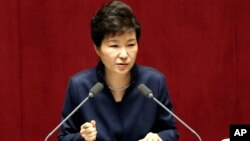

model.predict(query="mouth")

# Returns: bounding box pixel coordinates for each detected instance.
[116,63,129,69]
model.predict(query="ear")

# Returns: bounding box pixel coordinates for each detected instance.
[94,45,100,56]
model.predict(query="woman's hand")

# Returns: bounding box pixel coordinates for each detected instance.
[80,120,97,141]
[139,132,162,141]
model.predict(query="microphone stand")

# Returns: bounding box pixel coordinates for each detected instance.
[44,82,103,141]
[151,96,202,141]
[44,95,91,141]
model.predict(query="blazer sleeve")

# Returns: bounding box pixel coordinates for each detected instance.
[57,79,85,141]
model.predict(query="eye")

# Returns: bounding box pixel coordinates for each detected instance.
[127,43,135,47]
[109,45,118,48]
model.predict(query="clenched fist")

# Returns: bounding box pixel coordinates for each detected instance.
[80,120,97,141]
[138,132,162,141]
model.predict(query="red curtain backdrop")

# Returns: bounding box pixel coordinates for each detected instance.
[1,0,249,140]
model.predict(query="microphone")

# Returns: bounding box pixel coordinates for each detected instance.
[44,82,104,141]
[137,84,202,141]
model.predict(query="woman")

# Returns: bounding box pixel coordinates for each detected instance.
[58,1,179,141]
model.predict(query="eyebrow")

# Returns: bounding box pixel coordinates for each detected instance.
[106,38,136,43]
[127,38,136,42]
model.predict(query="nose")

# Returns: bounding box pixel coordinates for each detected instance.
[119,47,128,59]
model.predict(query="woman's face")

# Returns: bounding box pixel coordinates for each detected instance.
[96,30,138,76]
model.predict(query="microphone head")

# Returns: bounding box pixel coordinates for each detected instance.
[137,84,153,98]
[89,82,104,97]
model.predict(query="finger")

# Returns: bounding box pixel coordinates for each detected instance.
[144,132,161,141]
[85,134,97,141]
[87,130,97,137]
[84,131,97,141]
[84,127,96,134]
[84,130,97,137]
[81,122,93,129]
[138,133,150,141]
[80,128,97,140]
[144,132,154,140]
[81,125,95,133]
[147,134,157,141]
[157,134,163,141]
[147,133,161,141]
[91,120,96,127]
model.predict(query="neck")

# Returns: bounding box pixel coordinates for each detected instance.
[105,72,131,91]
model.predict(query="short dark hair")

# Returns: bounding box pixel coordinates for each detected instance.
[91,1,141,48]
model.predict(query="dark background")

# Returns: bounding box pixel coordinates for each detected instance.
[1,0,250,140]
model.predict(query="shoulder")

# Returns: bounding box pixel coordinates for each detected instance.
[72,68,95,79]
[135,65,167,88]
[135,65,169,98]
[69,67,98,85]
[66,68,99,98]
[136,65,165,79]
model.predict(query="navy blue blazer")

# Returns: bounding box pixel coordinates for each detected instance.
[58,62,179,141]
